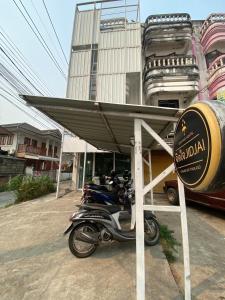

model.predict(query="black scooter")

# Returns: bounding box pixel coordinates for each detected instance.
[64,185,160,258]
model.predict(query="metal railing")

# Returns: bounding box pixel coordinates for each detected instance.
[200,13,225,37]
[17,144,57,157]
[145,55,197,72]
[208,54,225,76]
[145,13,191,25]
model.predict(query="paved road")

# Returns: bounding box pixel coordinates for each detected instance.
[0,191,180,300]
[0,191,16,208]
[156,195,225,300]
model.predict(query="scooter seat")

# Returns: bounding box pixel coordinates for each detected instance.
[81,203,121,214]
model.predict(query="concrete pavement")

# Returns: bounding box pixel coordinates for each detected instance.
[0,191,16,208]
[0,191,181,300]
[156,195,225,300]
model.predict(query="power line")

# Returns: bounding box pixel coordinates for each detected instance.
[0,77,62,130]
[12,0,67,80]
[0,38,44,95]
[30,0,67,70]
[42,0,69,66]
[0,62,34,94]
[0,92,51,129]
[0,46,44,95]
[0,26,55,96]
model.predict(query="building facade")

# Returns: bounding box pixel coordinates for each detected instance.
[66,0,225,191]
[0,123,61,180]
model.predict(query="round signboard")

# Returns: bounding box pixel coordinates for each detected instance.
[174,101,225,192]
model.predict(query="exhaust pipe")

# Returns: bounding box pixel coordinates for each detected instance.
[75,231,99,244]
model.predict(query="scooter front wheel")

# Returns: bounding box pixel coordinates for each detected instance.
[144,218,160,246]
[69,223,98,258]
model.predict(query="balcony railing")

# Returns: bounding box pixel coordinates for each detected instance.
[144,55,199,100]
[200,13,225,37]
[17,144,47,156]
[208,54,225,77]
[207,55,225,98]
[144,56,199,82]
[143,13,192,50]
[145,13,191,25]
[145,55,196,70]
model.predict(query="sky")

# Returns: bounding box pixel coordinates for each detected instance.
[0,0,224,130]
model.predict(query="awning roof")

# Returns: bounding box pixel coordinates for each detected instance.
[22,95,181,154]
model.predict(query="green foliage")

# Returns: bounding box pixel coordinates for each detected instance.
[7,175,24,191]
[160,224,181,263]
[15,176,55,203]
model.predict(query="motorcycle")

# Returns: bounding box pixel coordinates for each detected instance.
[64,184,160,258]
[82,171,130,206]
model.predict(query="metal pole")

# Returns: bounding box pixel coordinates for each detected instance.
[82,142,87,191]
[134,118,145,300]
[92,152,95,178]
[56,128,65,199]
[178,177,191,300]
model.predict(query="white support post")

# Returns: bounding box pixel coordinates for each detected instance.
[141,120,173,156]
[82,142,87,192]
[134,119,145,300]
[143,163,174,196]
[133,118,191,300]
[148,150,154,205]
[178,177,191,300]
[56,128,65,199]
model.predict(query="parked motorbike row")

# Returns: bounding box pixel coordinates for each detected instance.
[64,171,160,258]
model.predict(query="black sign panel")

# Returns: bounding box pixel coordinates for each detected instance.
[174,108,211,188]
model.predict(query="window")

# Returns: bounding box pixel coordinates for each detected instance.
[7,135,13,145]
[0,135,14,145]
[95,153,113,177]
[89,45,98,101]
[48,145,53,156]
[0,136,6,145]
[54,146,58,157]
[158,100,179,108]
[24,137,31,145]
[32,139,37,147]
[115,153,131,176]
[78,153,94,188]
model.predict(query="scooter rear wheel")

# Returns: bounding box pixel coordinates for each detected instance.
[69,223,98,258]
[144,218,160,246]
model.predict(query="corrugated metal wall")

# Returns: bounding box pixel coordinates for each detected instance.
[70,51,91,76]
[72,10,100,46]
[67,8,141,104]
[98,48,140,74]
[99,26,140,49]
[97,24,140,103]
[67,76,90,100]
[96,74,125,104]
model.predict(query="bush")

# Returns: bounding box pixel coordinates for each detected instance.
[7,175,24,191]
[15,176,55,203]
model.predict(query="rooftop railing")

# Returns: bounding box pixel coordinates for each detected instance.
[145,13,191,25]
[200,13,225,37]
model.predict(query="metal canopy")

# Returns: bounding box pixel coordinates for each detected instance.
[22,95,181,154]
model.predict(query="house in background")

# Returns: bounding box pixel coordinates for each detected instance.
[0,125,25,185]
[0,123,61,180]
